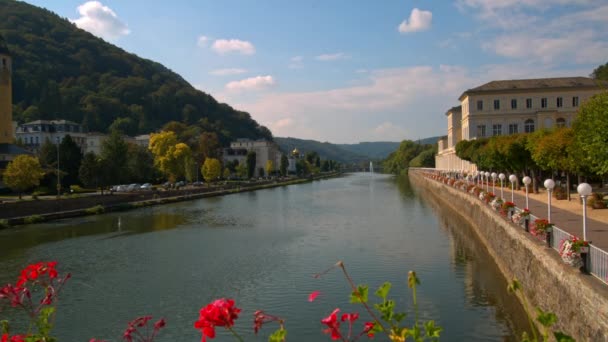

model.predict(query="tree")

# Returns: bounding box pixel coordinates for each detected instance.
[591,62,608,80]
[246,151,257,179]
[197,132,221,160]
[280,154,289,176]
[201,158,221,183]
[235,163,247,179]
[149,131,193,181]
[3,155,44,199]
[127,145,157,183]
[101,130,129,186]
[265,160,274,177]
[223,168,230,179]
[79,152,101,190]
[572,92,608,176]
[58,135,83,187]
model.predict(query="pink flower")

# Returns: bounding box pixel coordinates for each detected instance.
[194,298,241,342]
[308,290,320,302]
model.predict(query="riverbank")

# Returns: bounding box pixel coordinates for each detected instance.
[0,172,342,228]
[409,169,608,341]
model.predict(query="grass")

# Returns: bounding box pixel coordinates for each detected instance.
[84,205,105,215]
[23,215,45,224]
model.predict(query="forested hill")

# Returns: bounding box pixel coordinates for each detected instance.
[0,0,271,142]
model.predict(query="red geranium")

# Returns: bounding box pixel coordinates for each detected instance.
[321,308,342,340]
[194,298,241,342]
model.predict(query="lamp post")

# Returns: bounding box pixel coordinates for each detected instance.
[577,182,592,274]
[499,173,505,199]
[544,179,555,222]
[491,172,497,194]
[523,176,531,209]
[485,171,490,192]
[509,174,517,203]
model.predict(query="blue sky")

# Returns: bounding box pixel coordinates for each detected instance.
[25,0,608,143]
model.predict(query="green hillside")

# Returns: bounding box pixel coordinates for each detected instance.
[275,137,367,164]
[337,141,400,159]
[0,0,271,142]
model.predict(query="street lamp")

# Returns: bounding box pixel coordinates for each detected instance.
[577,183,592,241]
[499,173,505,199]
[491,172,497,194]
[544,179,555,222]
[523,176,532,209]
[485,171,490,192]
[509,174,517,203]
[577,182,592,273]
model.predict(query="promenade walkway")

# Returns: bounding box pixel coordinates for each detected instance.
[503,188,608,249]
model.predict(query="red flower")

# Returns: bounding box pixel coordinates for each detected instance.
[362,321,376,338]
[1,335,26,342]
[341,313,359,323]
[321,308,342,340]
[16,262,58,287]
[308,290,320,302]
[154,318,166,330]
[194,298,241,342]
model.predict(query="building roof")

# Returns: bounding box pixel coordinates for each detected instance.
[0,143,32,155]
[459,77,605,100]
[444,105,462,116]
[22,119,81,126]
[0,35,10,55]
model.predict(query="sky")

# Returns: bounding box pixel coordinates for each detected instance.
[24,0,608,143]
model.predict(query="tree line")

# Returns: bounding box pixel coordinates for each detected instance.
[382,140,436,175]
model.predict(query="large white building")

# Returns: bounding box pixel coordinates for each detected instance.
[15,120,88,152]
[436,77,606,170]
[223,139,282,177]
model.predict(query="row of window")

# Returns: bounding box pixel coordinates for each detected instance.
[478,96,579,111]
[20,124,83,133]
[476,118,567,137]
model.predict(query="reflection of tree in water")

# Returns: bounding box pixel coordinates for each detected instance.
[423,189,531,341]
[395,174,416,199]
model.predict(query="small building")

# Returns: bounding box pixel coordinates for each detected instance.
[222,139,283,177]
[134,134,150,148]
[84,132,108,155]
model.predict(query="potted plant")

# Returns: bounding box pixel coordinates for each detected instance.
[501,201,516,218]
[531,219,553,241]
[559,235,590,268]
[513,209,531,231]
[490,197,503,211]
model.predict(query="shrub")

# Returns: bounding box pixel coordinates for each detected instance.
[85,205,105,215]
[553,187,567,200]
[70,185,86,193]
[23,215,45,224]
[0,219,10,229]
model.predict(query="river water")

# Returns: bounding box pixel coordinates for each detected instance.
[0,173,528,341]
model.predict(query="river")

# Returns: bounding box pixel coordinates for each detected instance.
[0,173,528,341]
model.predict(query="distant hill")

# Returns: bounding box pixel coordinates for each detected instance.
[275,136,441,164]
[0,0,271,143]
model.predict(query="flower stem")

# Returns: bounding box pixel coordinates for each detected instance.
[228,327,244,342]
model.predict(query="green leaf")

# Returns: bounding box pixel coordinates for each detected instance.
[374,282,392,301]
[350,284,369,304]
[408,271,420,289]
[374,300,396,322]
[394,312,407,323]
[424,321,442,338]
[1,320,9,334]
[507,279,521,293]
[536,308,557,328]
[268,328,287,342]
[554,332,576,342]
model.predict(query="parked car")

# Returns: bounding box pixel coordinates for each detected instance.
[175,181,186,188]
[192,181,204,186]
[140,183,153,190]
[126,184,140,192]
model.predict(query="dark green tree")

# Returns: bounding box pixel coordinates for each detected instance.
[100,130,129,186]
[246,151,257,179]
[127,144,158,183]
[572,92,608,176]
[280,154,289,176]
[79,152,101,189]
[58,135,83,187]
[591,62,608,80]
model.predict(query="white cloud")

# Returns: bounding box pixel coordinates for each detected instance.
[372,122,409,141]
[289,56,304,69]
[209,68,247,76]
[212,39,255,55]
[226,75,275,92]
[71,1,130,40]
[398,8,433,33]
[273,118,295,129]
[197,35,209,47]
[316,53,349,61]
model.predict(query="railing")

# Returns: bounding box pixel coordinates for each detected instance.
[415,169,608,286]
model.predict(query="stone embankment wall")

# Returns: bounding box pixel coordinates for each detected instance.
[409,170,608,341]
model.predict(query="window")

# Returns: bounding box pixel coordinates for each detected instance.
[493,99,500,110]
[541,98,548,108]
[492,124,502,136]
[511,99,517,109]
[526,98,532,108]
[476,125,486,137]
[2,58,5,68]
[572,96,579,107]
[509,123,519,134]
[524,119,535,133]
[477,100,483,111]
[557,97,563,108]
[35,137,39,144]
[556,118,566,128]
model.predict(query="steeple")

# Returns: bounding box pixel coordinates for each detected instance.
[0,34,14,144]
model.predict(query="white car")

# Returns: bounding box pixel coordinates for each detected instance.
[140,183,153,190]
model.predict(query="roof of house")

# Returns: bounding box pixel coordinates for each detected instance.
[21,119,81,126]
[459,77,605,100]
[445,105,462,116]
[0,35,10,55]
[0,143,32,155]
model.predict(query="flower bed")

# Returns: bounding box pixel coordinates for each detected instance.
[559,236,590,268]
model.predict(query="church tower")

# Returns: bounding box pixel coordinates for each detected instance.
[0,35,13,144]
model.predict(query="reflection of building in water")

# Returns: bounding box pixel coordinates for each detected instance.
[436,77,607,171]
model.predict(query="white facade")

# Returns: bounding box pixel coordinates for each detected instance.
[84,133,108,155]
[436,77,605,171]
[15,120,88,152]
[223,139,283,177]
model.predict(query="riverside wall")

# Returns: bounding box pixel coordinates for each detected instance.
[409,170,608,341]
